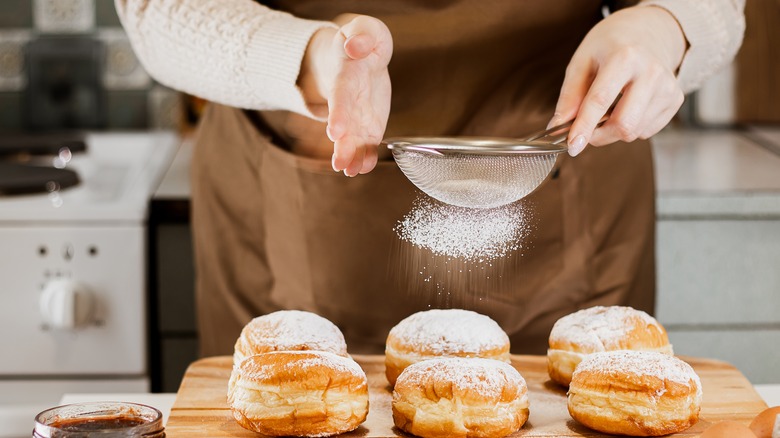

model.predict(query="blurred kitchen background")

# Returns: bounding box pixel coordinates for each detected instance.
[0,0,778,434]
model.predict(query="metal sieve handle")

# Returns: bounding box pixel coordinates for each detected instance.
[526,96,620,145]
[524,114,611,145]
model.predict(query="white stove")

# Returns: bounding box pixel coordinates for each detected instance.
[0,132,178,437]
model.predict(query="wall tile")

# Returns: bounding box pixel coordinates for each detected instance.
[95,0,120,27]
[0,30,30,91]
[148,85,182,130]
[106,89,147,129]
[98,28,150,90]
[33,0,95,33]
[0,0,33,28]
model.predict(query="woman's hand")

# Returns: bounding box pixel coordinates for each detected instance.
[299,15,392,176]
[549,6,687,157]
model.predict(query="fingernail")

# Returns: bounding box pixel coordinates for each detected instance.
[568,135,587,157]
[547,114,562,129]
[332,154,340,172]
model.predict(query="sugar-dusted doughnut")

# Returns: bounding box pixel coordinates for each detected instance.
[385,309,510,386]
[568,350,702,436]
[547,306,672,386]
[233,310,348,366]
[228,351,368,437]
[393,357,529,438]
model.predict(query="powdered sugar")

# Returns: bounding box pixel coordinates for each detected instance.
[398,357,525,398]
[574,350,700,389]
[395,197,531,262]
[238,310,347,357]
[389,309,508,355]
[241,350,366,380]
[549,306,664,351]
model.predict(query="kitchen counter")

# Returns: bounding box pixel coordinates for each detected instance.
[756,384,780,407]
[652,127,780,218]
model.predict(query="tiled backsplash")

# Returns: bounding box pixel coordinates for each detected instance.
[0,0,180,131]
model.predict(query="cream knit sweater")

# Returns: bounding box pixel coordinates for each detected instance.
[115,0,745,117]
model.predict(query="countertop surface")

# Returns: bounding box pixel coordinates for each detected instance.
[154,137,193,200]
[653,127,780,218]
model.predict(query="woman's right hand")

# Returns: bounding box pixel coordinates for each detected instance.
[299,15,393,177]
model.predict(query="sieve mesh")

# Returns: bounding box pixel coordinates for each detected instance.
[393,149,558,209]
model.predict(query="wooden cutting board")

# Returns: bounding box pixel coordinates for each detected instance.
[165,355,768,437]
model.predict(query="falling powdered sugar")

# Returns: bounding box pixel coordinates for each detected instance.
[395,197,531,262]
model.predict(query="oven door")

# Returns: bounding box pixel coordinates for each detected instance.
[0,226,149,437]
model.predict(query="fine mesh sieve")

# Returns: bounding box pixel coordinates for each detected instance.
[384,121,575,209]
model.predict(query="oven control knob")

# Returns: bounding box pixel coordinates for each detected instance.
[40,279,95,330]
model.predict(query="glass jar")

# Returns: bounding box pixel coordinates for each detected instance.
[33,402,165,437]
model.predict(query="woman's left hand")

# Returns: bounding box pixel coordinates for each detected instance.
[550,6,687,157]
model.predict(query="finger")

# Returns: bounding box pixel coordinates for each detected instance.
[339,16,392,62]
[568,62,633,156]
[344,34,374,60]
[325,73,356,142]
[344,142,366,177]
[589,76,653,146]
[550,55,594,129]
[326,111,347,143]
[332,137,357,172]
[590,64,683,145]
[359,145,378,174]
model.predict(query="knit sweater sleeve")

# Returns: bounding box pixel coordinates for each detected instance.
[638,0,746,93]
[115,0,337,116]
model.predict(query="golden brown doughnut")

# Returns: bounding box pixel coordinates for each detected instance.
[749,406,780,438]
[227,351,369,437]
[547,305,672,386]
[568,350,702,436]
[392,358,529,438]
[233,310,348,366]
[701,421,758,438]
[385,309,510,386]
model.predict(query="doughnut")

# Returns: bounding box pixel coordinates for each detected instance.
[385,309,510,386]
[392,358,529,438]
[547,305,672,386]
[749,406,780,438]
[233,310,348,366]
[227,351,369,437]
[567,350,702,436]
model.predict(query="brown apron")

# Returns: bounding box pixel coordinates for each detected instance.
[191,0,656,356]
